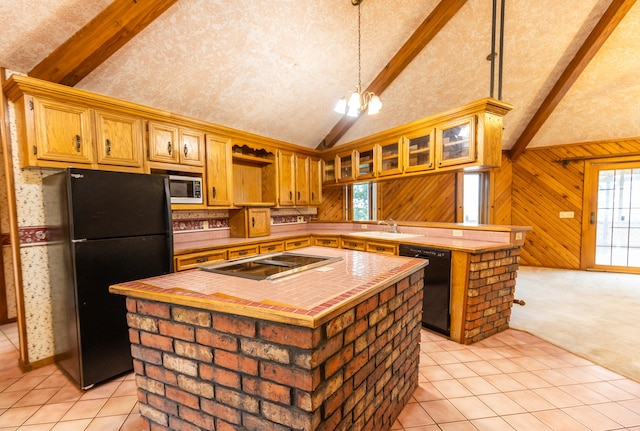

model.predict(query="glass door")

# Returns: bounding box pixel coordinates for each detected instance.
[585,161,640,272]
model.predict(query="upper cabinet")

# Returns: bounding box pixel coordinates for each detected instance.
[94,109,145,169]
[404,130,435,173]
[321,98,512,185]
[277,150,321,207]
[309,157,323,206]
[231,144,277,207]
[205,134,233,207]
[436,116,475,168]
[12,94,144,172]
[147,120,205,172]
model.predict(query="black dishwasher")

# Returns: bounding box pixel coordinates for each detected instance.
[399,244,451,336]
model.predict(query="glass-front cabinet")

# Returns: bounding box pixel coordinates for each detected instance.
[377,138,403,177]
[338,150,356,183]
[436,116,476,167]
[404,130,435,173]
[323,157,337,185]
[356,144,376,180]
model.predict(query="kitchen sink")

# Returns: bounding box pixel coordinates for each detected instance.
[347,231,423,240]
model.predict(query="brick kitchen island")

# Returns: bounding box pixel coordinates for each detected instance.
[110,247,427,431]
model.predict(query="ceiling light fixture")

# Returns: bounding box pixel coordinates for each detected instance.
[334,0,382,117]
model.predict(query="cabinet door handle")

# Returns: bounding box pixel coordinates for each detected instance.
[289,191,293,200]
[311,192,315,200]
[105,139,111,156]
[590,212,596,225]
[239,250,248,256]
[195,257,208,263]
[376,247,385,251]
[212,186,217,199]
[167,141,172,155]
[266,246,275,251]
[75,135,81,152]
[183,144,188,157]
[297,191,300,200]
[252,217,255,228]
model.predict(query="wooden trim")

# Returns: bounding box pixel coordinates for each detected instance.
[318,0,470,150]
[0,68,29,364]
[29,0,179,86]
[449,250,470,343]
[508,0,637,161]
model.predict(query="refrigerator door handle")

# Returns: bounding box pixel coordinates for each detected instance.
[163,176,175,272]
[72,239,87,243]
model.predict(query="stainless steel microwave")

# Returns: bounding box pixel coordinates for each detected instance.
[168,175,203,204]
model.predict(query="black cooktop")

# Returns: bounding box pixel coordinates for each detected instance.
[199,252,341,280]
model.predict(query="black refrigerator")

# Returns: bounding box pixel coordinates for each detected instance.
[44,168,174,389]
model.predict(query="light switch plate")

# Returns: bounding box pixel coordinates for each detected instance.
[452,230,463,237]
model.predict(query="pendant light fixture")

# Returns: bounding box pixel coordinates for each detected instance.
[334,0,382,117]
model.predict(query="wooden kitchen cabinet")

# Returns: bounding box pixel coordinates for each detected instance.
[285,237,311,250]
[148,120,205,171]
[338,150,356,183]
[205,134,233,206]
[29,97,94,166]
[341,238,366,251]
[17,95,145,172]
[436,116,475,168]
[227,244,260,259]
[313,235,339,248]
[94,109,144,169]
[355,144,377,180]
[377,137,403,177]
[232,144,277,206]
[277,150,310,206]
[404,129,435,173]
[323,157,337,185]
[309,157,323,206]
[228,207,271,238]
[365,240,397,255]
[260,241,285,254]
[175,249,227,271]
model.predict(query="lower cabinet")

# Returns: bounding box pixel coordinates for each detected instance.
[174,249,227,271]
[341,238,366,251]
[285,237,312,250]
[260,241,285,254]
[227,244,259,259]
[228,208,271,238]
[313,235,339,248]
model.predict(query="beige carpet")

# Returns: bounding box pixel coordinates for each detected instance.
[509,266,640,382]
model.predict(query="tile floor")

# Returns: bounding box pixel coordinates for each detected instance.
[0,323,639,430]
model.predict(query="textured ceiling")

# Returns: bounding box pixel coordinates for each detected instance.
[1,0,638,150]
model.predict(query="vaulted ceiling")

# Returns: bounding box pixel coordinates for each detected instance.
[2,0,639,158]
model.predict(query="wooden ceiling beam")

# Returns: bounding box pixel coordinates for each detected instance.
[29,0,178,86]
[318,0,469,150]
[508,0,637,161]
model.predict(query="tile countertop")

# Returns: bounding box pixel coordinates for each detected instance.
[110,246,428,328]
[173,222,531,255]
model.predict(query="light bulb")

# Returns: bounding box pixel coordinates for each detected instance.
[367,95,382,115]
[334,97,347,114]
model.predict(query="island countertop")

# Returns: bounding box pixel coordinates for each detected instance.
[110,246,428,328]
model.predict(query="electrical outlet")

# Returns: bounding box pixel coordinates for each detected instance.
[361,224,368,229]
[559,211,574,219]
[515,232,523,240]
[297,216,305,223]
[452,230,463,237]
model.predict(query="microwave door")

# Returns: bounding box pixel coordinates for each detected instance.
[169,175,202,204]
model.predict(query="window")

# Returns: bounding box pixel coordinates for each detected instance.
[462,172,489,224]
[347,182,377,221]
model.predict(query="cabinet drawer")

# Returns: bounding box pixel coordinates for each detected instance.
[314,236,339,248]
[341,238,366,251]
[260,241,285,254]
[285,237,311,250]
[175,249,227,271]
[227,245,259,259]
[366,241,397,255]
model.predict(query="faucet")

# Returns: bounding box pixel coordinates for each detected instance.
[378,218,397,233]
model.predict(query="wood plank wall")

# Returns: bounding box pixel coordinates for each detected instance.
[512,138,640,269]
[379,174,456,222]
[317,186,346,221]
[491,153,513,226]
